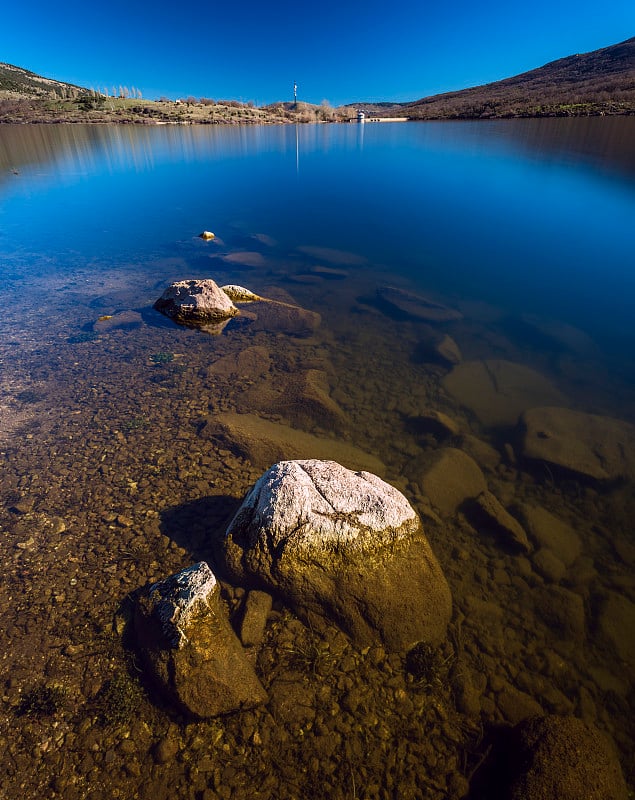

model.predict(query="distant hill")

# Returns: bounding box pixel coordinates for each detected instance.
[0,62,88,99]
[399,37,635,119]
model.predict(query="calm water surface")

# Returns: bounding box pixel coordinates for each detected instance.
[0,120,634,798]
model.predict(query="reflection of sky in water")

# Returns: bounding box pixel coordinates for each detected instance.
[0,120,634,342]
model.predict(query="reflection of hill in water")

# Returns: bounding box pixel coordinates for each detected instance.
[0,124,157,178]
[477,117,635,182]
[0,123,300,183]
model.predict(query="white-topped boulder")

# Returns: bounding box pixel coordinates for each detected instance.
[134,562,267,718]
[222,460,452,652]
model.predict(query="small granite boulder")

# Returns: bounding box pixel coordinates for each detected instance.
[154,279,238,329]
[133,562,267,718]
[222,460,452,652]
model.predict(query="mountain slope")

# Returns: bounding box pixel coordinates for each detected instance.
[402,37,635,119]
[0,62,87,98]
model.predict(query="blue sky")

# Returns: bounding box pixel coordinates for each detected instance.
[2,0,633,105]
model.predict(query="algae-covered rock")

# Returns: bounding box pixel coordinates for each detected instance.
[222,460,452,652]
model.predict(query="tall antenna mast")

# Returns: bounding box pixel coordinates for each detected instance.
[293,80,297,107]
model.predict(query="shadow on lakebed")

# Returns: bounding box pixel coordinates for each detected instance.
[158,494,242,578]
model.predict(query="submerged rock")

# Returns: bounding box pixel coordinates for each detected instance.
[242,287,321,337]
[205,345,272,380]
[443,359,566,428]
[133,562,267,718]
[377,285,463,322]
[512,503,581,566]
[199,411,385,475]
[153,279,238,329]
[413,447,487,516]
[520,406,635,482]
[596,591,635,667]
[501,715,628,800]
[467,491,531,553]
[240,368,349,432]
[222,460,452,652]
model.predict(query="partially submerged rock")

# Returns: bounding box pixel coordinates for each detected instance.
[220,284,262,303]
[153,279,238,329]
[377,285,463,322]
[133,562,267,718]
[199,411,385,475]
[443,360,566,428]
[93,310,143,332]
[222,460,452,652]
[199,231,215,240]
[520,406,635,482]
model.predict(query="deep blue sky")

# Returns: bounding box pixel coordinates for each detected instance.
[2,0,633,105]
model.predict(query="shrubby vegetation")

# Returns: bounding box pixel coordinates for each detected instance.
[401,36,635,119]
[2,36,633,125]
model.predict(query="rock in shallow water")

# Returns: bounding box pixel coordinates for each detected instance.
[221,459,452,652]
[153,279,238,328]
[443,360,566,428]
[133,562,267,718]
[520,406,635,482]
[377,285,463,322]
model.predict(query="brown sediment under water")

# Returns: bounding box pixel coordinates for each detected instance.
[0,258,634,799]
[0,121,634,799]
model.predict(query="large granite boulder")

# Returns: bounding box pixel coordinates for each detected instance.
[154,279,238,329]
[520,406,635,482]
[222,460,452,652]
[501,715,628,800]
[133,562,267,718]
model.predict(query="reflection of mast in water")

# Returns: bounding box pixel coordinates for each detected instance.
[295,123,299,175]
[357,114,364,151]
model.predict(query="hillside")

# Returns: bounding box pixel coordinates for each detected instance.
[401,36,635,119]
[0,62,88,99]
